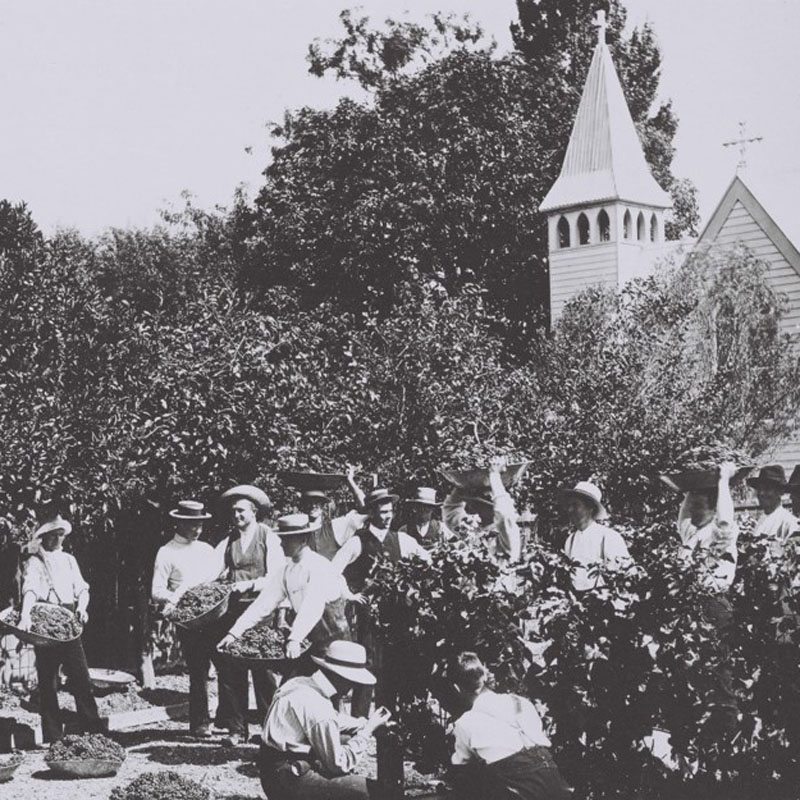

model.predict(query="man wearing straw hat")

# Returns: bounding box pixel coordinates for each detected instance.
[219,514,357,661]
[258,639,392,800]
[213,484,284,745]
[560,481,630,592]
[399,487,454,550]
[151,500,221,738]
[298,465,368,561]
[332,486,431,718]
[442,456,522,562]
[747,465,799,558]
[19,512,104,742]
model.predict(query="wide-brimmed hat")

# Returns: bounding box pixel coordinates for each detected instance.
[34,515,72,538]
[405,487,440,508]
[311,640,376,685]
[789,466,800,489]
[169,500,212,521]
[363,487,398,509]
[747,464,788,491]
[221,484,270,509]
[275,513,321,537]
[560,481,606,519]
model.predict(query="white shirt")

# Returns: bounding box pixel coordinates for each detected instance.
[452,691,550,766]
[443,490,521,562]
[262,670,369,775]
[330,510,367,547]
[331,526,432,574]
[151,536,221,604]
[229,547,346,642]
[755,506,799,558]
[678,515,738,592]
[23,550,89,607]
[563,522,630,591]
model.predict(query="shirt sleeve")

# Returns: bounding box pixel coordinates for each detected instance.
[228,568,287,639]
[517,697,551,747]
[705,520,738,592]
[307,718,371,776]
[266,530,286,574]
[212,539,229,579]
[331,511,365,547]
[151,549,175,604]
[287,574,328,644]
[21,557,47,601]
[493,492,521,562]
[399,532,432,563]
[605,531,631,565]
[330,536,362,576]
[451,718,475,765]
[69,556,90,597]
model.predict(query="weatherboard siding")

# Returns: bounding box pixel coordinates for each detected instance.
[550,243,618,320]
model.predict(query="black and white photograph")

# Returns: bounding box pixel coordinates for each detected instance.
[0,1,799,798]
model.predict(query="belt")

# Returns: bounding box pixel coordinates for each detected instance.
[259,743,310,768]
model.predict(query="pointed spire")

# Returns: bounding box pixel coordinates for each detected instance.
[539,16,671,213]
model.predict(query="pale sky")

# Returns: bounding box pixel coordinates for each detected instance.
[0,1,798,244]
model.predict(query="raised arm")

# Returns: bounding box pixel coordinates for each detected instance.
[489,456,521,562]
[346,464,366,509]
[716,461,736,528]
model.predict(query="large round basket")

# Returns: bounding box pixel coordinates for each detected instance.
[170,591,231,632]
[217,640,312,674]
[439,461,531,492]
[0,759,22,783]
[0,605,82,648]
[89,668,137,692]
[46,758,123,778]
[659,466,753,493]
[279,471,348,492]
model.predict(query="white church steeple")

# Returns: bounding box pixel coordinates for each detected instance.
[541,10,672,321]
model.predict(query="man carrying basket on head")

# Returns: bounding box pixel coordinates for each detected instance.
[19,512,103,742]
[212,484,284,745]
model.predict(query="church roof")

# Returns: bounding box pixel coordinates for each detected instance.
[540,30,672,213]
[697,173,800,276]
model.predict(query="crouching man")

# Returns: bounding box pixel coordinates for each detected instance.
[449,652,570,800]
[258,640,392,800]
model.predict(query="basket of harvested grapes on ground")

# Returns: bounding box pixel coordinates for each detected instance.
[659,444,753,493]
[219,624,311,671]
[45,733,126,778]
[0,752,23,783]
[111,771,210,800]
[166,582,231,631]
[0,603,82,647]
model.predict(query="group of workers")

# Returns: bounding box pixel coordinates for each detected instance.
[7,457,800,800]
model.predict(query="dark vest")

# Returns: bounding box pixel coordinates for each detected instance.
[225,522,272,588]
[404,518,444,550]
[309,516,340,562]
[343,526,402,593]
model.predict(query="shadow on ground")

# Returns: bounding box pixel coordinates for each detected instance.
[136,743,256,765]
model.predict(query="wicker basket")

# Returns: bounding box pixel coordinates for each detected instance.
[46,758,123,778]
[89,668,136,691]
[659,466,753,493]
[0,605,82,649]
[439,461,530,491]
[217,639,311,673]
[279,471,348,491]
[0,759,22,783]
[170,591,231,632]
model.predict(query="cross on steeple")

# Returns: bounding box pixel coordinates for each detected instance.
[723,121,763,174]
[593,9,607,45]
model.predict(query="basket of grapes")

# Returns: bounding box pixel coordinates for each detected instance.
[166,582,231,631]
[0,603,82,648]
[45,733,126,778]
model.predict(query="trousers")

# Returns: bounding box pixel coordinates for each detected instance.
[258,744,380,800]
[177,625,225,731]
[35,638,103,743]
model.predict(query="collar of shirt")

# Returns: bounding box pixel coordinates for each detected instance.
[417,520,430,537]
[311,670,337,699]
[369,525,389,542]
[233,521,258,551]
[172,535,194,546]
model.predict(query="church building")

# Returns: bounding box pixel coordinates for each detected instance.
[542,11,800,469]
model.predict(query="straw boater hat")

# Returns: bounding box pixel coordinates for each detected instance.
[275,513,321,537]
[560,481,607,520]
[34,514,72,538]
[747,464,788,490]
[221,484,270,508]
[300,489,331,503]
[311,640,376,685]
[405,487,440,507]
[362,487,399,508]
[169,500,212,520]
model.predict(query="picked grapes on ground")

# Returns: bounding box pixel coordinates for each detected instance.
[45,733,126,764]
